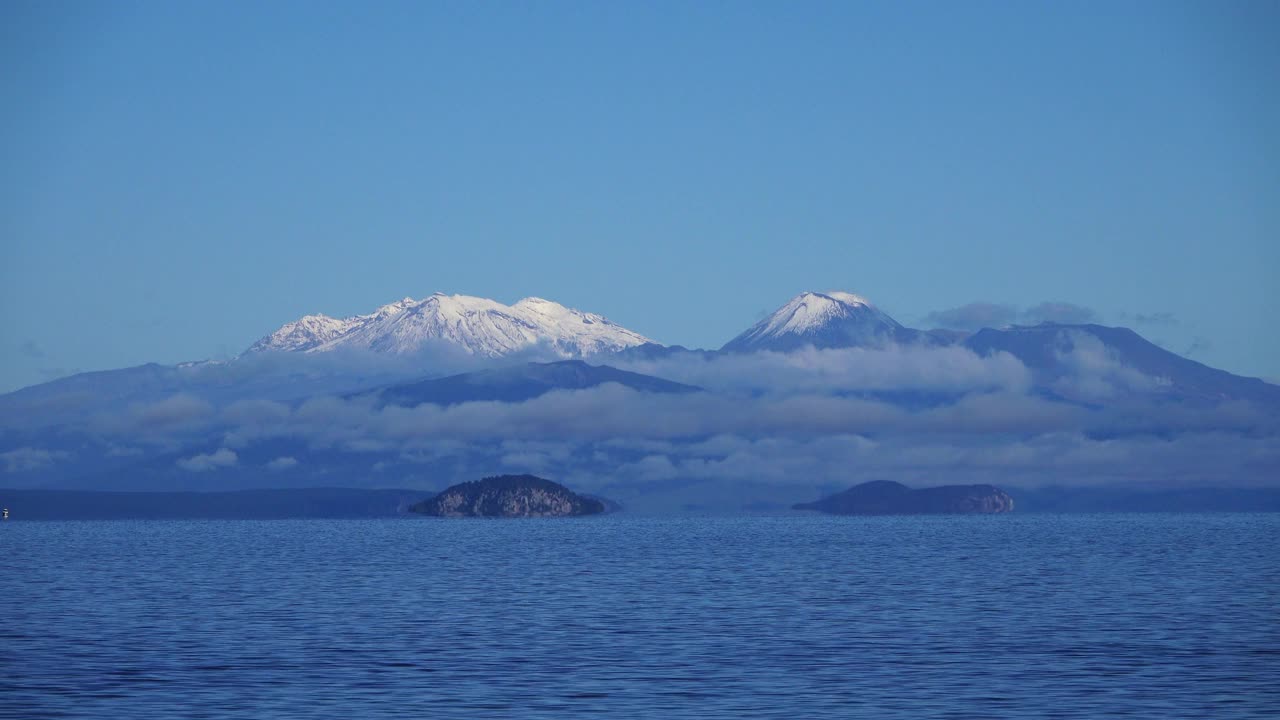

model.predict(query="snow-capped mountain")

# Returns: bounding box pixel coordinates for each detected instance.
[721,291,922,352]
[248,293,653,358]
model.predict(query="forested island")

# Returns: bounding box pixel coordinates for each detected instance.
[410,475,606,518]
[794,480,1015,515]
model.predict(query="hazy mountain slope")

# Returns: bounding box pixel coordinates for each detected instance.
[375,360,701,407]
[965,323,1280,405]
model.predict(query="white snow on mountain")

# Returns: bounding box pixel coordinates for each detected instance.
[250,314,355,353]
[248,293,653,358]
[721,291,914,352]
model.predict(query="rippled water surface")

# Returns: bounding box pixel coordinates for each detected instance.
[3,515,1278,718]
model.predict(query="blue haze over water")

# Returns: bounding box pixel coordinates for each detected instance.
[4,514,1278,719]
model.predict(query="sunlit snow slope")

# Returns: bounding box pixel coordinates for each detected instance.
[248,293,652,358]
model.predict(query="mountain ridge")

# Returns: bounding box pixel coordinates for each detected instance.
[5,289,1276,413]
[372,360,702,407]
[249,293,652,359]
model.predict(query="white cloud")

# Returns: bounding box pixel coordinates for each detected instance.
[1,446,70,472]
[176,447,238,472]
[615,344,1032,395]
[1052,331,1171,400]
[266,456,298,470]
[90,393,215,440]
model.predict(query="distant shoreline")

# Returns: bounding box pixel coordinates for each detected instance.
[0,487,434,521]
[2,485,1279,520]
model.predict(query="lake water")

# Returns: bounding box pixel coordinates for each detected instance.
[3,514,1278,719]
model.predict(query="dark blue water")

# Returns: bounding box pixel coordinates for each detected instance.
[3,515,1278,718]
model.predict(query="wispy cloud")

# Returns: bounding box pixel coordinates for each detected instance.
[1184,337,1212,357]
[1050,331,1171,401]
[266,456,298,470]
[18,340,46,359]
[922,300,1100,330]
[1020,302,1099,325]
[1,446,70,472]
[176,447,238,472]
[922,302,1019,331]
[1132,312,1178,326]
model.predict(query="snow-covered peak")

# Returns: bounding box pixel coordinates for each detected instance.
[372,297,418,317]
[512,297,572,322]
[248,293,654,359]
[247,313,353,353]
[721,290,914,353]
[824,291,871,307]
[755,292,880,336]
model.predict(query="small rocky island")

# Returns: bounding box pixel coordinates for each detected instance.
[794,480,1014,515]
[410,474,606,518]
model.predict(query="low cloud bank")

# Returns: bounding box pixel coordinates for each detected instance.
[6,341,1278,490]
[156,380,1277,487]
[615,345,1032,395]
[1051,331,1172,401]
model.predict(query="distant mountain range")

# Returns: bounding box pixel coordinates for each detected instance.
[5,288,1277,422]
[4,287,1277,430]
[243,289,1272,398]
[2,288,1277,511]
[251,290,934,358]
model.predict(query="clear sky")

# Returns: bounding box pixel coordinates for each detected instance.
[2,0,1277,392]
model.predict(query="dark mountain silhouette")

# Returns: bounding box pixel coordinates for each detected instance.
[375,360,700,407]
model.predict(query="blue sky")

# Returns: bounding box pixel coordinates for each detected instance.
[2,0,1276,392]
